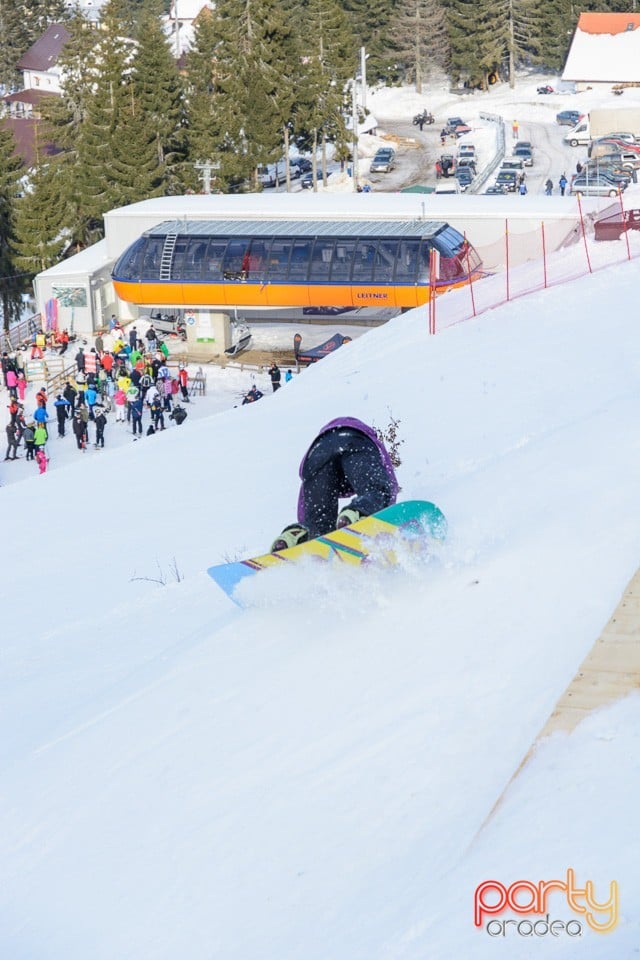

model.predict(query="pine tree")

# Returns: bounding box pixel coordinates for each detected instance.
[13,158,69,274]
[184,11,249,191]
[0,125,25,331]
[133,0,188,193]
[445,0,507,88]
[72,0,140,228]
[291,0,353,175]
[391,0,450,92]
[341,0,399,84]
[207,0,303,186]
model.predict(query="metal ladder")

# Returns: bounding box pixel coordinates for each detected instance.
[160,234,178,280]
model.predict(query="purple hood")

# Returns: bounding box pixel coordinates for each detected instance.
[297,417,399,522]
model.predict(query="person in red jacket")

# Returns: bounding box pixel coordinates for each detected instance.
[177,365,190,402]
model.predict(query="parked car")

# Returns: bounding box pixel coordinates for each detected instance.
[485,185,507,195]
[590,152,640,173]
[513,145,533,166]
[434,180,462,195]
[446,117,471,136]
[570,174,625,197]
[457,157,477,175]
[455,168,474,190]
[556,110,582,126]
[580,165,631,187]
[500,157,525,172]
[495,170,518,192]
[595,131,637,144]
[537,84,554,94]
[291,157,312,174]
[300,169,325,189]
[370,148,396,173]
[588,137,640,164]
[457,143,477,159]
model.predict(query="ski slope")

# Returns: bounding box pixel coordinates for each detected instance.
[2,243,640,957]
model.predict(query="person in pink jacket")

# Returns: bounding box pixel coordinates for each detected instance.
[6,368,18,399]
[35,447,49,474]
[113,388,127,422]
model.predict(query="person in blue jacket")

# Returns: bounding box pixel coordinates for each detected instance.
[33,404,49,427]
[271,417,399,551]
[85,383,98,420]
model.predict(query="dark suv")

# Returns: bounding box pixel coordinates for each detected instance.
[495,170,518,192]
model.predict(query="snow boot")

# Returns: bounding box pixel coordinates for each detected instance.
[336,507,361,529]
[271,523,310,553]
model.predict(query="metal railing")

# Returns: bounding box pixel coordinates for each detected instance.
[0,314,42,354]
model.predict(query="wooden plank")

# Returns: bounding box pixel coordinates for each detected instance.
[471,566,640,843]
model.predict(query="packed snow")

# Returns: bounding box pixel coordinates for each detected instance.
[1,74,640,959]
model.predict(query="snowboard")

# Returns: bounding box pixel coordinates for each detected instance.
[207,499,447,603]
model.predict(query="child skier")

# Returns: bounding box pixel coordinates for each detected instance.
[271,417,399,552]
[35,447,49,474]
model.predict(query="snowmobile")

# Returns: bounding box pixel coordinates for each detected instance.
[413,110,435,127]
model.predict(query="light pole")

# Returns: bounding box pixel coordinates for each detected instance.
[351,78,359,191]
[360,46,368,110]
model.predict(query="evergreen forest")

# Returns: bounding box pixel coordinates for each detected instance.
[0,0,638,327]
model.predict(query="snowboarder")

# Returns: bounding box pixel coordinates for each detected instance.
[559,173,568,196]
[242,386,263,404]
[545,178,553,196]
[270,417,399,552]
[169,404,187,425]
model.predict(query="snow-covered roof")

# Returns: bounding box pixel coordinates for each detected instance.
[563,13,640,83]
[37,238,110,278]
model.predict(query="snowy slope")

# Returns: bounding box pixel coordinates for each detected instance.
[2,248,640,957]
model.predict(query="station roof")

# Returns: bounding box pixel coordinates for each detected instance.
[144,218,447,240]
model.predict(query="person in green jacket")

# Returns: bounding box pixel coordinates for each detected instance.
[33,423,48,454]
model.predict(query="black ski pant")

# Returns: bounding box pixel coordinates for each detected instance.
[300,428,395,538]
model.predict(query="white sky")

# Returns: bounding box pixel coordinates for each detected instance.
[1,73,639,959]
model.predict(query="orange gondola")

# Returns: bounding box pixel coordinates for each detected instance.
[112,218,483,311]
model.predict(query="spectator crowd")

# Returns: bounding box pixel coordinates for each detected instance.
[2,320,190,479]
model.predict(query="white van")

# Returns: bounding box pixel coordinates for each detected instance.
[257,162,287,187]
[564,121,590,147]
